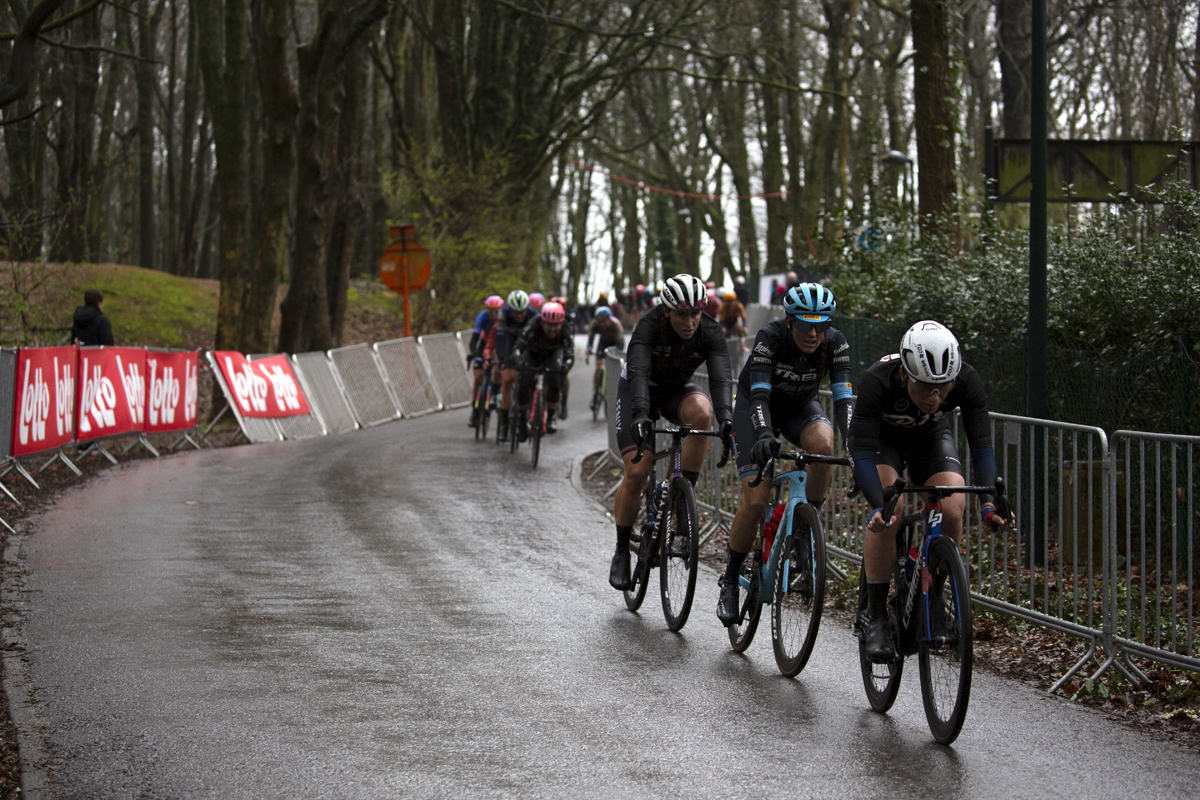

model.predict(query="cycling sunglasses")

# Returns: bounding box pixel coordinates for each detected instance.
[791,315,831,334]
[909,378,955,399]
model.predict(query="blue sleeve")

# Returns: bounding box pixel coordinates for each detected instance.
[970,445,997,505]
[853,450,885,510]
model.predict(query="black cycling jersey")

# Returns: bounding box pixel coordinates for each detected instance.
[496,305,538,360]
[738,318,854,443]
[621,304,733,425]
[513,316,574,369]
[849,354,996,509]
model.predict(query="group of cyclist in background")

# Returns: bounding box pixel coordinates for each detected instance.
[467,271,1012,662]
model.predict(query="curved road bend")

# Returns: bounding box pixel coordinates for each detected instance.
[6,355,1200,798]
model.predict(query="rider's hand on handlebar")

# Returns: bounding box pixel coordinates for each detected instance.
[867,508,898,533]
[982,506,1011,530]
[632,416,651,448]
[719,419,734,453]
[750,430,777,469]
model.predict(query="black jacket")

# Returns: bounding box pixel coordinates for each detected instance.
[71,305,114,346]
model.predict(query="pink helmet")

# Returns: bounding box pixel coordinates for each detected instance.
[541,302,566,324]
[484,295,504,309]
[528,292,546,309]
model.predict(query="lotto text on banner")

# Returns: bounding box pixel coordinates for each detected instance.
[213,352,311,418]
[145,350,200,433]
[76,347,147,442]
[11,346,76,457]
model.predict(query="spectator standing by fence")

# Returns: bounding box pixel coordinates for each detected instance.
[71,289,115,346]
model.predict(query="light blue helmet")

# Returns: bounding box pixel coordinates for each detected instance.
[595,306,611,318]
[783,283,836,322]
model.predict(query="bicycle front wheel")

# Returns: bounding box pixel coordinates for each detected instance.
[918,536,973,745]
[659,476,698,631]
[771,504,825,676]
[531,391,544,468]
[727,549,763,652]
[509,407,520,453]
[856,566,903,712]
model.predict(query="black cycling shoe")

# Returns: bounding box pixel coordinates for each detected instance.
[716,575,740,627]
[545,418,557,435]
[609,546,631,590]
[864,614,897,663]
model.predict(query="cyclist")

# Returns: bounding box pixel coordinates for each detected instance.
[496,290,537,441]
[528,292,546,312]
[549,296,574,417]
[608,274,735,591]
[512,301,573,437]
[718,291,747,338]
[849,320,1010,662]
[586,306,625,389]
[467,295,506,427]
[716,284,853,625]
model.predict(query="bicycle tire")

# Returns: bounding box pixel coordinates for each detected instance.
[659,476,698,631]
[531,390,544,468]
[480,399,491,440]
[495,397,505,445]
[856,566,903,712]
[509,407,519,454]
[624,501,653,612]
[472,388,485,441]
[918,536,973,745]
[727,549,763,652]
[771,504,825,676]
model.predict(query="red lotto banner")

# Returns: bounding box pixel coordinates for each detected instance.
[76,347,147,442]
[213,351,311,418]
[145,350,199,433]
[11,346,77,457]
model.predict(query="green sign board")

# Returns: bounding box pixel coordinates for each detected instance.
[987,138,1199,203]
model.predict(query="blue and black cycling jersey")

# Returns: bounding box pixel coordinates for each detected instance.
[495,304,538,361]
[849,354,997,509]
[737,318,853,443]
[468,309,498,359]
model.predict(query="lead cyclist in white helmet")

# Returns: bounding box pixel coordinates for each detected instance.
[848,320,1010,663]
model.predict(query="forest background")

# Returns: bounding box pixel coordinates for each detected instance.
[0,0,1196,432]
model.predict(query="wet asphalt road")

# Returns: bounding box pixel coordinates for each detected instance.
[7,354,1200,798]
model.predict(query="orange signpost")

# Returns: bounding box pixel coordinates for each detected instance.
[378,224,432,337]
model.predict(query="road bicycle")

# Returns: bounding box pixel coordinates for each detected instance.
[470,359,498,441]
[623,423,729,631]
[586,348,610,420]
[507,367,549,468]
[854,476,1010,745]
[726,445,853,677]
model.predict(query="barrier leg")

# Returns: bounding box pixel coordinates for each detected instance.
[0,481,18,505]
[1049,637,1098,695]
[39,450,82,477]
[0,516,12,534]
[1,458,40,490]
[77,441,119,465]
[122,435,161,458]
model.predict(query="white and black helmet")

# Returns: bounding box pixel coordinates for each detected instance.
[900,320,961,383]
[659,275,707,311]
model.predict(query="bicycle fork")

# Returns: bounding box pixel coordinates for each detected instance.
[900,501,943,632]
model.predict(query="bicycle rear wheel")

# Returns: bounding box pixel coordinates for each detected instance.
[659,476,698,631]
[727,549,763,652]
[472,389,484,440]
[918,536,973,745]
[856,566,903,712]
[624,484,657,611]
[531,391,545,468]
[508,407,520,453]
[771,504,825,676]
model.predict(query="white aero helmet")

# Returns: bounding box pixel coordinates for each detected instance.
[659,274,707,311]
[900,320,961,383]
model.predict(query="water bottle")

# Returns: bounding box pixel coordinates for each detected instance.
[762,503,785,559]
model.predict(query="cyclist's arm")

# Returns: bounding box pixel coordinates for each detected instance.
[703,320,735,424]
[828,330,854,445]
[959,364,998,508]
[849,370,888,510]
[746,328,777,434]
[625,316,655,419]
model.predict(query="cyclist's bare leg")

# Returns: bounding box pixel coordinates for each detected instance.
[500,367,518,411]
[864,463,903,583]
[926,470,966,545]
[678,393,713,473]
[614,450,654,526]
[800,421,835,504]
[729,474,770,553]
[472,366,484,395]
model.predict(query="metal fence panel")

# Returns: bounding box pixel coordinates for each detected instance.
[745,304,783,336]
[204,351,283,443]
[606,351,623,461]
[293,352,358,435]
[246,354,326,440]
[328,344,402,426]
[0,349,14,459]
[423,333,472,409]
[376,338,441,417]
[1111,430,1200,671]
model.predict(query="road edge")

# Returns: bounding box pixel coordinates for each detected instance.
[3,532,52,800]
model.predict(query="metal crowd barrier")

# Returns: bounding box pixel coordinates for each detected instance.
[1110,430,1200,674]
[293,351,358,435]
[204,352,283,444]
[329,343,402,426]
[424,333,472,408]
[247,354,326,440]
[375,338,441,417]
[0,348,16,529]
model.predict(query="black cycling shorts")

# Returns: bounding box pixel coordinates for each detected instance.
[874,424,963,485]
[614,376,706,455]
[731,394,830,478]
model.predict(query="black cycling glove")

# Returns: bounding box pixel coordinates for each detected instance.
[750,429,778,469]
[632,416,651,448]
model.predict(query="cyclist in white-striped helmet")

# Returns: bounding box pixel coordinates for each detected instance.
[494,290,537,441]
[606,272,735,593]
[849,320,1010,664]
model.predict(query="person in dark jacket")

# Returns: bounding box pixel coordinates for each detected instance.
[71,289,114,346]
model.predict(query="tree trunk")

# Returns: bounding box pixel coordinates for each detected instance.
[912,0,958,236]
[996,0,1032,138]
[50,2,100,262]
[326,47,366,348]
[246,0,297,354]
[760,0,788,272]
[137,0,161,271]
